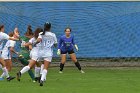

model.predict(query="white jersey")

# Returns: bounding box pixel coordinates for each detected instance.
[0,32,9,51]
[2,38,16,59]
[38,32,57,57]
[29,37,42,61]
[29,37,42,49]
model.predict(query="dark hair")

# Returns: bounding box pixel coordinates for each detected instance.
[34,28,43,39]
[0,25,4,31]
[25,25,34,36]
[65,27,71,32]
[42,22,51,35]
[8,32,14,37]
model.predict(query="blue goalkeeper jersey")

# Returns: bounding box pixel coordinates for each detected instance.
[58,35,75,51]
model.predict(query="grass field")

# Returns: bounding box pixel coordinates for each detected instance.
[0,67,140,93]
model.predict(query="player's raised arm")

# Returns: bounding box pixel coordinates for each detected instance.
[9,37,19,41]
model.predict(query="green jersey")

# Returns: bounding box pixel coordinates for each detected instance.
[19,36,30,59]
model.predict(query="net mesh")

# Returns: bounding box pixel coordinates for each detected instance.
[0,2,140,58]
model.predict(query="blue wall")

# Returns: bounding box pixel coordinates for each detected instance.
[0,2,140,57]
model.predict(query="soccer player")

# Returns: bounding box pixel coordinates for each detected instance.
[18,25,35,82]
[57,27,85,74]
[17,22,57,86]
[37,22,57,86]
[16,27,43,83]
[1,28,20,72]
[0,25,19,81]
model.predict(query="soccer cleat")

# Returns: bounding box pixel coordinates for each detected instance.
[0,77,4,80]
[17,72,21,81]
[38,76,41,83]
[80,70,85,73]
[7,76,15,81]
[59,71,63,74]
[35,77,39,82]
[40,80,43,86]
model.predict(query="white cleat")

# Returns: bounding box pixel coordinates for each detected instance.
[33,80,36,83]
[59,71,63,74]
[80,70,85,73]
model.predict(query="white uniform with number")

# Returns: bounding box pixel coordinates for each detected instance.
[38,32,57,62]
[2,38,16,59]
[29,37,42,61]
[0,32,9,58]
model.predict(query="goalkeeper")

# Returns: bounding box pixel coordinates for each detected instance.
[57,27,85,74]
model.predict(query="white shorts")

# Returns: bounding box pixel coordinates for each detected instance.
[30,48,41,61]
[44,57,52,62]
[30,48,53,62]
[40,49,53,62]
[1,49,11,60]
[38,57,52,62]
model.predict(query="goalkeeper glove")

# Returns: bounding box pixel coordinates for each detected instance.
[57,49,61,55]
[74,44,79,51]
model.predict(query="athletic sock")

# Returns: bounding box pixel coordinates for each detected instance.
[75,62,82,70]
[35,67,41,77]
[20,66,30,74]
[28,70,35,80]
[60,63,64,71]
[40,64,44,75]
[41,69,47,81]
[0,72,5,78]
[2,67,9,78]
[0,64,2,69]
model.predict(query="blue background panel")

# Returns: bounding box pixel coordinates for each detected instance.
[0,2,140,57]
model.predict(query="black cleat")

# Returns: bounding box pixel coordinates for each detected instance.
[40,80,43,86]
[7,76,15,81]
[35,77,39,82]
[34,77,38,81]
[17,72,21,81]
[38,76,41,83]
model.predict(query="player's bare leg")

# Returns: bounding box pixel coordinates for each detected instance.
[0,58,15,81]
[70,53,85,73]
[5,59,12,72]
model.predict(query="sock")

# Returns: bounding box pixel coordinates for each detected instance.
[0,72,5,78]
[28,70,35,80]
[75,62,81,70]
[20,66,30,74]
[2,67,9,78]
[35,67,41,77]
[41,69,47,81]
[40,64,44,75]
[60,63,64,71]
[0,64,2,69]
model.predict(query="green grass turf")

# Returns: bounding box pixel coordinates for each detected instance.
[0,67,140,93]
